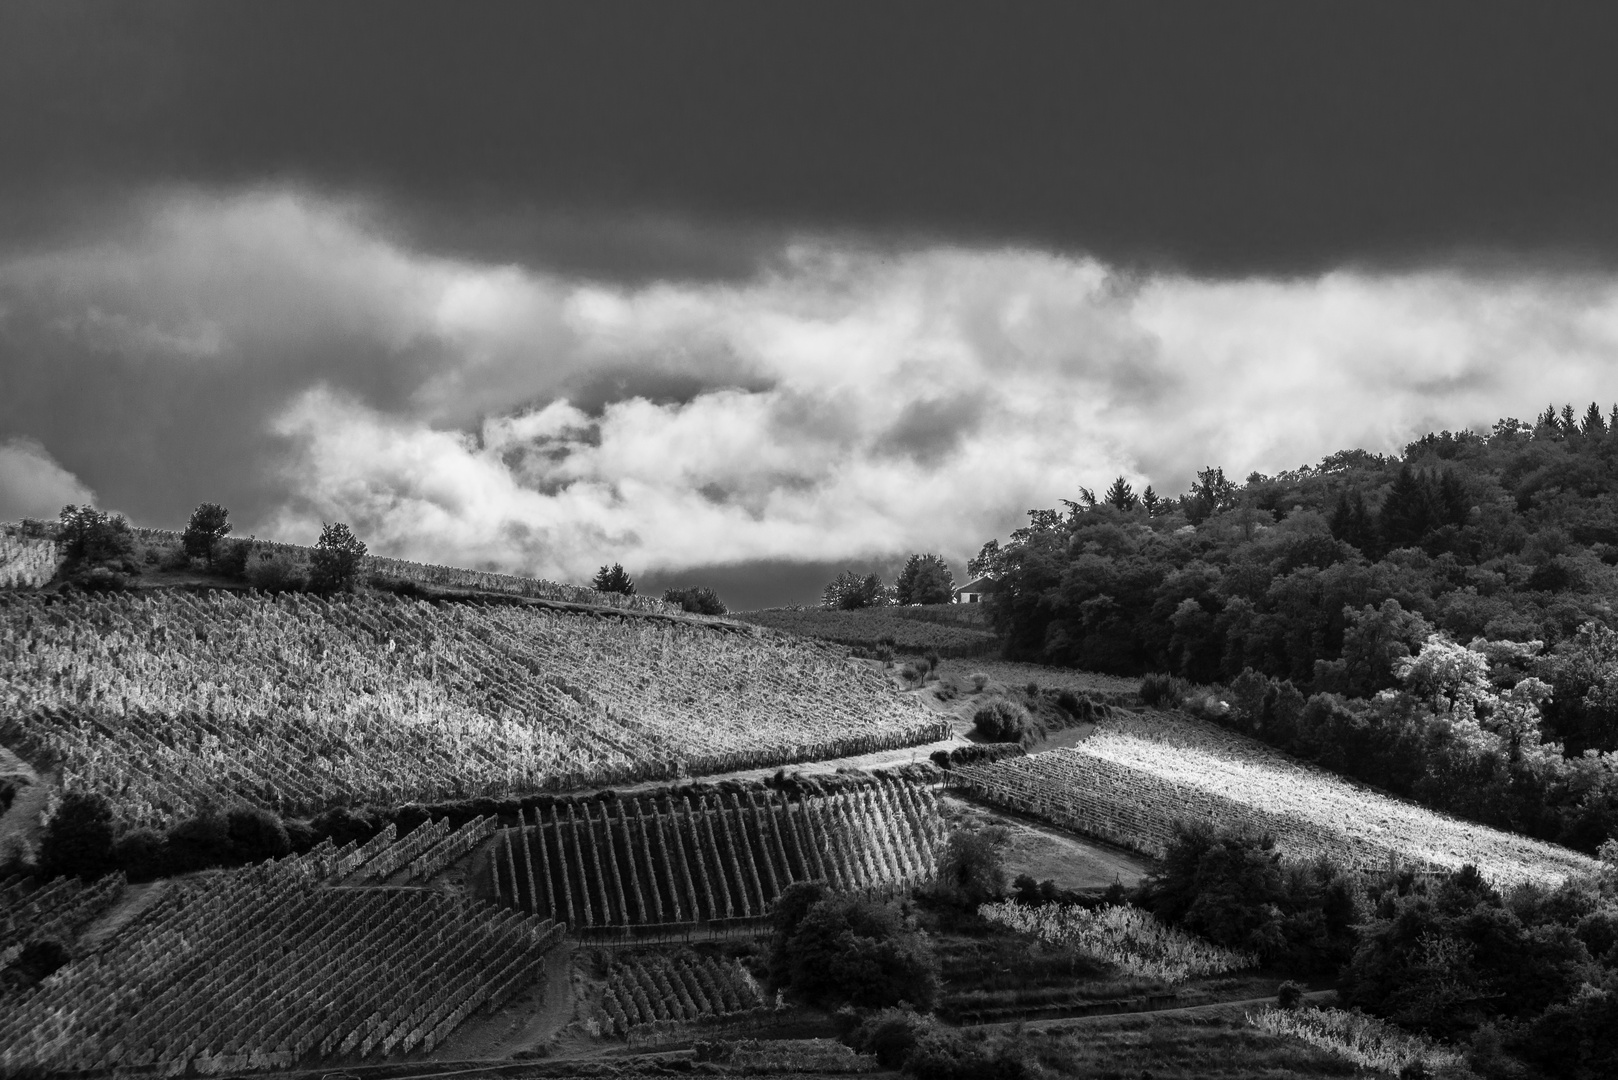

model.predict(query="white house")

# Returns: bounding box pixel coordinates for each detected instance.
[954,576,993,604]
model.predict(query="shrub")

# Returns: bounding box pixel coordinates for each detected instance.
[40,791,116,880]
[214,537,253,579]
[226,806,291,862]
[113,828,167,882]
[164,811,234,873]
[1278,980,1305,1009]
[663,585,726,615]
[247,553,304,593]
[973,700,1035,743]
[780,894,939,1010]
[932,827,1008,908]
[849,1008,942,1069]
[6,937,69,987]
[969,672,988,691]
[1139,672,1189,708]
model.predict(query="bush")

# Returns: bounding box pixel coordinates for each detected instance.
[214,537,253,579]
[1139,672,1190,708]
[247,553,304,593]
[849,1007,940,1069]
[969,672,988,691]
[164,811,234,873]
[973,700,1035,743]
[780,894,939,1010]
[1278,980,1305,1009]
[112,828,167,882]
[39,791,116,880]
[5,936,69,988]
[226,806,291,862]
[663,586,727,615]
[932,827,1008,908]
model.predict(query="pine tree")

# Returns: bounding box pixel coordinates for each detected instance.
[1561,403,1578,432]
[1584,402,1609,439]
[182,503,232,566]
[1104,476,1140,511]
[1378,465,1436,551]
[592,563,636,595]
[1437,469,1469,527]
[1141,486,1161,516]
[1329,488,1377,555]
[308,522,367,594]
[1536,403,1561,437]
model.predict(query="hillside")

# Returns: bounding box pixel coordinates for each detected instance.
[0,589,946,828]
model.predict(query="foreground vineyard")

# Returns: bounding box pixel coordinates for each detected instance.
[594,950,769,1037]
[950,716,1598,886]
[489,776,944,932]
[0,856,563,1075]
[0,591,947,827]
[0,531,56,589]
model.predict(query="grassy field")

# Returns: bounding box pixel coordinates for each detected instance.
[732,605,1000,656]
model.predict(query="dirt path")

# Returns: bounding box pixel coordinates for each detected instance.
[78,881,171,952]
[964,989,1337,1033]
[432,939,578,1061]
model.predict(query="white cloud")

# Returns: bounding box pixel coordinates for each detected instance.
[0,439,95,521]
[9,187,1618,585]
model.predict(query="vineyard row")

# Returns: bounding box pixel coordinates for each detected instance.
[490,777,945,931]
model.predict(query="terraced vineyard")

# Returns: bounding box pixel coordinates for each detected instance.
[0,590,947,827]
[0,855,563,1075]
[595,950,769,1037]
[949,718,1599,886]
[490,776,945,931]
[1,872,126,966]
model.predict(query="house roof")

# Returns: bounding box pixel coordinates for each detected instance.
[955,576,994,594]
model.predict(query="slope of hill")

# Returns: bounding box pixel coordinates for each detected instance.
[948,710,1598,887]
[0,590,947,827]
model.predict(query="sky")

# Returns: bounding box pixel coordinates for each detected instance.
[5,3,1618,608]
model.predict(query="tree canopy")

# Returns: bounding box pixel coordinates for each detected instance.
[894,553,956,605]
[592,563,635,595]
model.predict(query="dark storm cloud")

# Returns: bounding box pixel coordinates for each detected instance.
[5,2,1618,274]
[876,395,988,467]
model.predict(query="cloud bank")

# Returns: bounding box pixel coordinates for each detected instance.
[0,438,95,521]
[4,188,1618,597]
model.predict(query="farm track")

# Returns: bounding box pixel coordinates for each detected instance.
[961,989,1338,1034]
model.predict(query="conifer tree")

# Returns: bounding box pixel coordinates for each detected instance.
[1104,476,1140,511]
[1141,485,1161,516]
[1329,488,1377,555]
[592,563,636,595]
[1378,464,1436,550]
[1583,402,1608,439]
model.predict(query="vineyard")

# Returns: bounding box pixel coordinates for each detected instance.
[733,606,1000,657]
[0,854,564,1075]
[487,776,945,932]
[1,871,126,966]
[977,900,1258,983]
[949,720,1600,886]
[592,949,769,1037]
[0,590,948,827]
[0,531,57,589]
[1248,1006,1465,1075]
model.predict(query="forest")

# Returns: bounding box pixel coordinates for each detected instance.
[973,405,1618,853]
